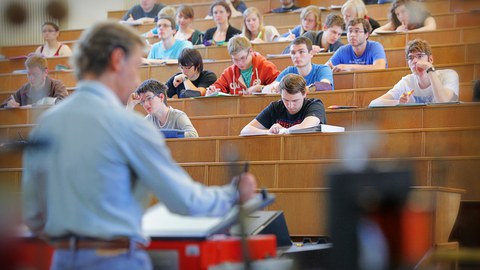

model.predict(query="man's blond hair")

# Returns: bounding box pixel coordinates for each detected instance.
[227,35,251,55]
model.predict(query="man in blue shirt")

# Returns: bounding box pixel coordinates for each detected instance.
[121,0,165,24]
[22,22,257,270]
[327,18,387,72]
[145,16,192,63]
[263,36,333,93]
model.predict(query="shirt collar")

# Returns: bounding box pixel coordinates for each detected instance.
[77,80,124,108]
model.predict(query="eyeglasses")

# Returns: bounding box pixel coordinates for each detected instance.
[347,29,365,35]
[139,94,159,106]
[407,53,428,61]
[157,23,172,29]
[178,64,193,70]
[232,50,250,63]
[42,29,57,33]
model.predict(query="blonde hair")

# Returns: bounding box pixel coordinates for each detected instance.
[242,7,265,41]
[341,0,368,20]
[227,35,251,55]
[158,6,176,19]
[300,5,322,34]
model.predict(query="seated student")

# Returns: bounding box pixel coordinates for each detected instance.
[142,5,177,37]
[145,16,193,63]
[166,48,217,98]
[206,35,280,95]
[127,79,199,137]
[263,36,333,94]
[373,0,436,34]
[35,22,72,57]
[280,5,321,39]
[369,39,458,106]
[204,1,242,45]
[240,74,326,135]
[242,7,282,43]
[1,54,68,108]
[121,0,165,24]
[205,0,247,19]
[342,0,381,33]
[327,18,387,72]
[283,13,344,54]
[271,0,301,13]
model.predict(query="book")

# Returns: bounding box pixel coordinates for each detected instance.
[288,124,345,134]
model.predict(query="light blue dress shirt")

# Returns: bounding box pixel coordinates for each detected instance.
[22,80,237,245]
[147,39,193,60]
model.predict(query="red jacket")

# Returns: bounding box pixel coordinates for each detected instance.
[211,52,280,95]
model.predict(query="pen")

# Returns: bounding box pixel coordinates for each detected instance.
[257,31,262,39]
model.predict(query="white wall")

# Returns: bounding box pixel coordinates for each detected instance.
[65,0,127,30]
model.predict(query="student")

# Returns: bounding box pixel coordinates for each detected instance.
[207,35,279,95]
[146,16,193,62]
[373,0,436,34]
[142,5,176,37]
[240,74,326,135]
[121,0,165,24]
[205,0,247,19]
[166,48,217,98]
[283,13,344,54]
[242,7,281,43]
[341,0,381,33]
[204,1,242,45]
[35,22,72,57]
[280,5,321,39]
[22,22,257,270]
[127,79,199,137]
[369,39,458,106]
[327,18,387,72]
[271,0,301,13]
[263,36,333,94]
[1,54,68,108]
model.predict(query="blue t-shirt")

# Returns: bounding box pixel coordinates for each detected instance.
[329,41,386,66]
[276,64,334,89]
[147,39,193,60]
[281,25,302,38]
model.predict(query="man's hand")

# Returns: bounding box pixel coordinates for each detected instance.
[414,60,433,74]
[268,123,284,134]
[126,92,142,109]
[238,172,257,204]
[399,89,414,104]
[332,64,352,72]
[246,84,262,94]
[173,74,187,88]
[312,45,325,54]
[206,86,218,96]
[6,98,20,108]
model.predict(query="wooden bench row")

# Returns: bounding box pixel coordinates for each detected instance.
[2,126,479,169]
[1,38,478,74]
[0,56,477,93]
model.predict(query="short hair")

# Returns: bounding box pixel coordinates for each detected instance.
[178,48,204,73]
[227,35,251,55]
[176,5,194,19]
[71,22,145,80]
[279,74,307,95]
[347,18,371,34]
[324,14,345,29]
[301,5,322,32]
[242,7,264,41]
[405,39,432,59]
[157,15,176,32]
[25,54,48,70]
[290,36,313,52]
[135,79,168,105]
[210,1,232,20]
[341,0,368,20]
[158,6,176,19]
[42,22,59,31]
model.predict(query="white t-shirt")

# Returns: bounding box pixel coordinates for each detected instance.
[386,69,459,104]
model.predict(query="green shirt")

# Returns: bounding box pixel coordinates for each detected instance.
[240,66,253,88]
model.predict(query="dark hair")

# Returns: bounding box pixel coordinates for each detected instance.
[389,0,430,29]
[324,14,345,29]
[178,48,204,72]
[279,74,307,95]
[71,22,145,80]
[42,22,59,31]
[210,1,232,20]
[347,18,371,34]
[135,79,168,105]
[291,36,313,52]
[157,15,177,32]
